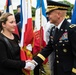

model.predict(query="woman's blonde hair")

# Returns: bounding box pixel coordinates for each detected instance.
[0,13,13,32]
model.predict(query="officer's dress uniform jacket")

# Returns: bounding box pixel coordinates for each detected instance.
[34,19,76,75]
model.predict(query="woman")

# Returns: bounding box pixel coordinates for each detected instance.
[0,13,26,75]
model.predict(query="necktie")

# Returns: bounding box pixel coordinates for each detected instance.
[54,28,59,38]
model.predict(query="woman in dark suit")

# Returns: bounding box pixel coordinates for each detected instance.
[0,13,29,75]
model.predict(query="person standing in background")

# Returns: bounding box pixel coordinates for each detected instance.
[15,5,21,23]
[15,5,21,37]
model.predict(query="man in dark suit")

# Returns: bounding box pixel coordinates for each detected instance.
[15,5,21,38]
[26,1,76,75]
[15,5,21,23]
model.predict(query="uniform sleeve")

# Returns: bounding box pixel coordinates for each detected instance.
[68,26,76,74]
[0,41,25,69]
[33,40,53,65]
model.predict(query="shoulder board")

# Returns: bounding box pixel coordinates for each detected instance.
[69,24,76,28]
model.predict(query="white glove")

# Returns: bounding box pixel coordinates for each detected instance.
[25,62,36,70]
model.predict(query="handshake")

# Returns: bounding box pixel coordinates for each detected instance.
[24,60,38,70]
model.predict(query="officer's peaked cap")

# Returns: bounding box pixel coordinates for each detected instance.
[46,0,70,13]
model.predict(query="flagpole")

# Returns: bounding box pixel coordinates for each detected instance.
[40,0,42,51]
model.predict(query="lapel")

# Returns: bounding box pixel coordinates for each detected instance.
[53,19,68,43]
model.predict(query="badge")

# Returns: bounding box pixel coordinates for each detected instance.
[59,32,68,41]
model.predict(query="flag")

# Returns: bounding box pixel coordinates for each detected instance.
[4,0,14,15]
[4,0,19,36]
[20,0,33,75]
[32,0,48,64]
[71,0,76,24]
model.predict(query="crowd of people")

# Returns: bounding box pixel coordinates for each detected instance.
[0,0,76,75]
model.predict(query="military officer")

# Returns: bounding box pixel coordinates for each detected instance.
[26,1,76,75]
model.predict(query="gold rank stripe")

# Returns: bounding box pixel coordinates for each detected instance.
[46,7,58,12]
[46,5,68,12]
[37,54,45,61]
[72,68,76,74]
[47,5,68,9]
[69,24,76,28]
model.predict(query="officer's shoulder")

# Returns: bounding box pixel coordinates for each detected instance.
[69,24,76,28]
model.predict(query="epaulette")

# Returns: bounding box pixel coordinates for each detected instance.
[69,24,76,28]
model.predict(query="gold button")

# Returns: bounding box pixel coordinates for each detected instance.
[55,44,57,46]
[56,49,58,52]
[62,44,65,46]
[61,29,63,31]
[57,61,59,63]
[56,55,58,57]
[63,49,67,53]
